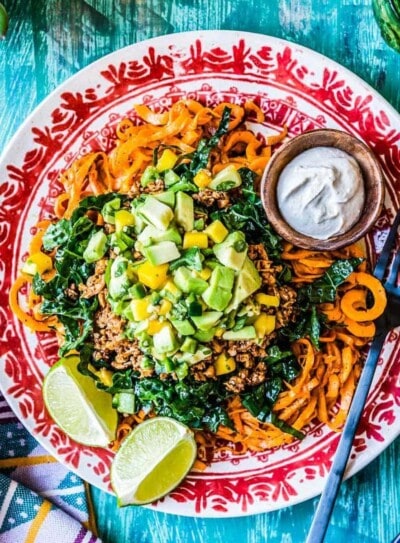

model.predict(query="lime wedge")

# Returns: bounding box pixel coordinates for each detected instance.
[43,356,118,447]
[111,417,197,505]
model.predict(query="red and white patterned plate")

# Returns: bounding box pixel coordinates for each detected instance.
[0,31,399,517]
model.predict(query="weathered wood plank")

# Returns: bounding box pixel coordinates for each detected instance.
[1,1,400,542]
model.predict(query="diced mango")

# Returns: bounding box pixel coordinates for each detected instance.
[183,232,209,249]
[130,297,152,321]
[214,327,225,338]
[205,220,229,243]
[158,299,172,316]
[198,267,212,281]
[254,313,276,338]
[22,251,53,275]
[137,261,169,289]
[162,280,181,298]
[98,368,114,387]
[115,209,135,232]
[193,169,212,188]
[255,293,280,307]
[156,149,178,172]
[214,353,236,376]
[147,319,167,335]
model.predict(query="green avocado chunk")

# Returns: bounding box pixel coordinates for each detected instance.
[222,326,257,341]
[213,231,248,271]
[226,257,262,311]
[191,311,223,331]
[174,191,194,232]
[173,266,208,294]
[143,241,180,265]
[202,265,235,311]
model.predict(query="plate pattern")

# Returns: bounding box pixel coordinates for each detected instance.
[1,31,400,516]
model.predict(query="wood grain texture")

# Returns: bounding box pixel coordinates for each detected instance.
[1,1,400,542]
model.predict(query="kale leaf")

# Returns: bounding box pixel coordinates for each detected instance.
[211,167,282,259]
[282,257,364,348]
[133,376,232,432]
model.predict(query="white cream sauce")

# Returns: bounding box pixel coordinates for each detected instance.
[277,146,365,240]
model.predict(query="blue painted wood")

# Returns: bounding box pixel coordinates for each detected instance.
[1,1,400,542]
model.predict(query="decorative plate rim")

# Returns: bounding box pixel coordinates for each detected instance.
[1,29,400,518]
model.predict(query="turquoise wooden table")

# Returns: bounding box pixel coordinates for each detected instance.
[1,1,400,542]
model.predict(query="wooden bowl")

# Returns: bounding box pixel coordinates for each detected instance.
[260,129,385,251]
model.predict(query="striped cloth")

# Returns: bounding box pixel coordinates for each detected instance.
[0,392,102,543]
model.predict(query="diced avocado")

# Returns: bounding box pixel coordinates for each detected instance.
[226,257,262,311]
[153,325,179,354]
[138,195,174,231]
[101,197,121,224]
[153,191,175,208]
[213,231,248,271]
[159,280,182,302]
[193,328,217,342]
[83,230,108,263]
[222,326,257,341]
[108,255,134,300]
[208,164,242,191]
[137,225,182,247]
[174,191,194,232]
[202,287,232,312]
[202,265,235,311]
[173,266,208,294]
[180,337,197,353]
[140,165,158,187]
[170,319,196,336]
[112,391,136,414]
[192,311,223,331]
[164,169,180,187]
[143,241,181,266]
[177,345,213,365]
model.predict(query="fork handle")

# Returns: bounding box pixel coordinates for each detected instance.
[306,331,386,543]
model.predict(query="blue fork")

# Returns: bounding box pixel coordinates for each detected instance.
[306,209,400,543]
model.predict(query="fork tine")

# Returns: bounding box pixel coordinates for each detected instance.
[374,210,400,281]
[387,249,400,288]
